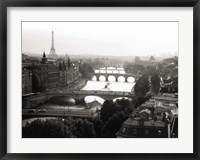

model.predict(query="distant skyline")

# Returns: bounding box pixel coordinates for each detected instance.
[22,22,178,57]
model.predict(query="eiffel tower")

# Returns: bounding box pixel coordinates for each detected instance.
[48,31,57,59]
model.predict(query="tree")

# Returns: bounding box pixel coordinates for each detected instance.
[124,63,145,74]
[145,65,157,75]
[100,98,135,123]
[174,56,178,65]
[100,100,117,122]
[149,56,156,62]
[79,63,94,78]
[102,111,128,138]
[32,74,41,93]
[150,73,160,94]
[79,67,87,78]
[88,118,104,138]
[134,74,149,97]
[73,118,96,138]
[132,96,146,108]
[115,98,135,115]
[23,118,97,138]
[22,119,75,138]
[134,64,145,74]
[134,56,141,62]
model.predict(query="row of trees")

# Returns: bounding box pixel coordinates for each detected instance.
[23,118,96,138]
[99,99,135,137]
[124,63,158,75]
[133,64,161,96]
[23,98,136,138]
[79,63,94,78]
[134,73,160,96]
[124,63,146,75]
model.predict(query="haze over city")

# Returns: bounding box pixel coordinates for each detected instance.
[22,22,178,57]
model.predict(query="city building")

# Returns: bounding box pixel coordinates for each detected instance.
[116,117,169,138]
[22,54,32,95]
[22,66,32,95]
[59,58,79,87]
[160,81,178,93]
[22,50,80,95]
[116,93,178,138]
[30,52,60,92]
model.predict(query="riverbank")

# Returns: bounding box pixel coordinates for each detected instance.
[58,78,86,92]
[23,78,87,109]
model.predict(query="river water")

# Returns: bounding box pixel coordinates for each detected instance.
[81,67,135,92]
[22,67,135,124]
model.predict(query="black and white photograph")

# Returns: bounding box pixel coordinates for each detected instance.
[22,21,178,138]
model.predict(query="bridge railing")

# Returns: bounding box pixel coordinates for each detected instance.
[48,90,131,96]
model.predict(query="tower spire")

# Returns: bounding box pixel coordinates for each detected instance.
[51,31,54,48]
[42,50,47,64]
[49,30,57,59]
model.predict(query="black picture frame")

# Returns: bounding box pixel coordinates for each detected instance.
[0,0,200,159]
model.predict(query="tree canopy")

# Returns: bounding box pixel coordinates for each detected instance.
[134,74,149,97]
[145,65,157,75]
[79,63,94,78]
[23,98,136,138]
[149,56,156,61]
[124,63,145,74]
[150,73,160,94]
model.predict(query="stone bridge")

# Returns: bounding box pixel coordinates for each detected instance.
[88,73,141,82]
[47,90,134,100]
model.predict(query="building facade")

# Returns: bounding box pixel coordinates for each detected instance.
[59,58,79,87]
[22,53,79,94]
[22,66,32,95]
[22,54,33,95]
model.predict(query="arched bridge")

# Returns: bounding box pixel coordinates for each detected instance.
[88,73,141,82]
[47,90,134,100]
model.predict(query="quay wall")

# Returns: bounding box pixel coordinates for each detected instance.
[23,78,87,109]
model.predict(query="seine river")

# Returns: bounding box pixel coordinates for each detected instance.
[81,67,135,92]
[22,67,135,125]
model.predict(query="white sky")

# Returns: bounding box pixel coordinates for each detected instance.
[22,22,178,57]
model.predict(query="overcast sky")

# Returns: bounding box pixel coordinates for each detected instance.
[22,22,178,57]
